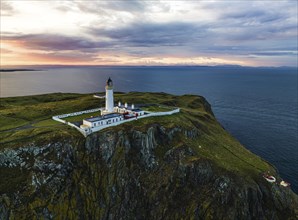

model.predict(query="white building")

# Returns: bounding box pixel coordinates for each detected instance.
[81,77,145,129]
[82,113,123,128]
[114,102,145,117]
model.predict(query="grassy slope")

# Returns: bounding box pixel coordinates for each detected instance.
[0,92,273,183]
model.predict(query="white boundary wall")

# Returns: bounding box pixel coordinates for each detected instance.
[54,108,101,119]
[52,108,180,137]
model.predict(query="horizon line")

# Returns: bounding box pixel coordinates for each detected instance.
[1,64,297,69]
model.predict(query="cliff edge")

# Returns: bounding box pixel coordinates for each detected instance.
[0,92,297,219]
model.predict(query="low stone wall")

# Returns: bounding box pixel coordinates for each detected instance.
[55,108,101,119]
[52,116,66,124]
[52,108,180,137]
[145,108,180,117]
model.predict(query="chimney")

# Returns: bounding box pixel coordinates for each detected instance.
[125,102,128,108]
[131,104,135,109]
[118,101,121,107]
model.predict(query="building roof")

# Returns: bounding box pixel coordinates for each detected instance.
[84,113,122,122]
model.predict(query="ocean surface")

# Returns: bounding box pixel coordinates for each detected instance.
[1,66,297,193]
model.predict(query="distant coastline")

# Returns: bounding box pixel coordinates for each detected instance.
[0,69,40,72]
[1,65,296,69]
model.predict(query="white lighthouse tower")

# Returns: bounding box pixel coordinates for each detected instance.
[105,77,114,113]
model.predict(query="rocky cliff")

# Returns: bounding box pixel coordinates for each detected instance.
[0,92,297,219]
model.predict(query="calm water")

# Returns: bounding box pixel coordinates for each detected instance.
[1,66,297,193]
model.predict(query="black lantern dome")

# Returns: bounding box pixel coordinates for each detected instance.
[106,77,113,87]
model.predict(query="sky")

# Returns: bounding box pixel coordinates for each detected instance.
[1,0,297,67]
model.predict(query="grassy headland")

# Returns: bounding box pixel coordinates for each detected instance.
[1,92,297,219]
[0,92,273,178]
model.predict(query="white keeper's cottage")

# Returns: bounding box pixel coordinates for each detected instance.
[82,113,124,128]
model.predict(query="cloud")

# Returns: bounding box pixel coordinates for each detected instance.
[96,1,147,12]
[55,1,148,14]
[0,1,15,16]
[2,34,113,51]
[219,6,288,24]
[196,0,297,41]
[0,48,13,53]
[251,51,298,56]
[1,0,297,66]
[95,22,206,47]
[33,51,98,62]
[89,18,297,58]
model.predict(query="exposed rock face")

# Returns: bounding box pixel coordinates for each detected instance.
[0,123,297,220]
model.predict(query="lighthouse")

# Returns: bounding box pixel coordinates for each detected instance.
[105,77,114,113]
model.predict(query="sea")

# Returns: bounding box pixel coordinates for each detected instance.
[1,66,297,193]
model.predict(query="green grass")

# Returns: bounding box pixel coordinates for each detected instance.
[0,127,52,145]
[0,93,104,137]
[142,105,174,112]
[187,127,273,180]
[0,93,104,122]
[32,119,61,127]
[0,115,28,131]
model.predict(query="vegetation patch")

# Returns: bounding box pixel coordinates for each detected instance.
[142,105,174,112]
[32,119,60,127]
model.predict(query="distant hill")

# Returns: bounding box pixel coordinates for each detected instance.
[0,69,38,72]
